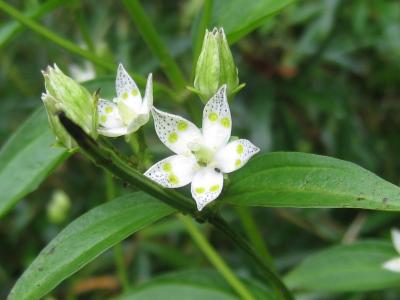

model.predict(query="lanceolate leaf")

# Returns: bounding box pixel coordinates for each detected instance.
[213,0,295,43]
[224,152,400,211]
[0,108,69,218]
[116,269,276,300]
[284,240,400,292]
[8,192,175,300]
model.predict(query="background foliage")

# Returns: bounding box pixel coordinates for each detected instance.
[1,0,400,299]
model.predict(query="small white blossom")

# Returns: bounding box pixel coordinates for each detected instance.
[382,228,400,272]
[145,85,259,211]
[97,64,153,137]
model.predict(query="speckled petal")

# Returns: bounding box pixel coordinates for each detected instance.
[202,85,231,150]
[144,155,197,188]
[152,107,203,155]
[214,139,260,173]
[115,63,142,115]
[191,167,223,211]
[97,99,125,137]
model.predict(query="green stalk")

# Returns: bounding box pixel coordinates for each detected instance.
[105,172,130,291]
[0,0,64,49]
[0,1,114,71]
[0,1,178,101]
[178,214,255,300]
[122,0,187,93]
[58,114,294,300]
[235,207,273,267]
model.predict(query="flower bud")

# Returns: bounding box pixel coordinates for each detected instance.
[193,28,244,102]
[41,64,98,149]
[47,190,71,224]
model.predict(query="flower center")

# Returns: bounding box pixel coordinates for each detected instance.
[188,142,214,167]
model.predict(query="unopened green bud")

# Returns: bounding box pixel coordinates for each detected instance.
[41,64,98,149]
[193,28,244,102]
[47,190,71,224]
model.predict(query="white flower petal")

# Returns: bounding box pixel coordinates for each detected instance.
[152,107,203,155]
[202,85,231,150]
[98,127,128,137]
[145,155,198,188]
[127,113,150,134]
[98,99,125,135]
[191,167,223,211]
[214,139,260,173]
[140,73,153,114]
[383,257,400,273]
[115,63,142,114]
[392,228,400,254]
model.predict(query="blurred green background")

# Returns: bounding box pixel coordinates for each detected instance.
[1,0,400,299]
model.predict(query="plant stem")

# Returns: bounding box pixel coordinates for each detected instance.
[178,214,256,300]
[208,214,294,300]
[235,207,273,267]
[0,1,177,100]
[122,0,187,93]
[105,172,130,291]
[0,0,64,49]
[58,114,294,300]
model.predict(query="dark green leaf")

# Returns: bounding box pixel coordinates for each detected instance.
[224,152,400,211]
[8,192,175,300]
[285,240,400,292]
[0,108,68,218]
[116,269,276,300]
[213,0,295,43]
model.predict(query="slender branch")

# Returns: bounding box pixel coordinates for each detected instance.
[0,1,177,101]
[178,214,255,300]
[58,113,294,300]
[0,0,64,49]
[122,0,187,93]
[235,207,273,267]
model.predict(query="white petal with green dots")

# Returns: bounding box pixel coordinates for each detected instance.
[191,167,224,211]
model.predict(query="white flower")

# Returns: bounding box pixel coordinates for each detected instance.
[383,228,400,272]
[97,64,153,137]
[144,85,259,211]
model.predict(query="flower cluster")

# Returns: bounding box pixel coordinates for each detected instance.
[42,28,259,210]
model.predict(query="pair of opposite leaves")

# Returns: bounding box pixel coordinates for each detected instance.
[97,64,259,211]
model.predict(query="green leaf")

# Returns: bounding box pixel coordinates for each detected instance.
[224,152,400,211]
[116,269,276,300]
[212,0,295,43]
[8,192,175,300]
[0,108,68,218]
[284,240,400,292]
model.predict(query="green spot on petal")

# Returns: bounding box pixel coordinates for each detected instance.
[168,174,179,185]
[122,92,129,100]
[131,88,139,96]
[100,115,107,123]
[162,162,172,172]
[235,159,241,167]
[177,121,188,131]
[105,106,113,113]
[236,144,244,154]
[208,112,218,122]
[168,132,178,143]
[195,187,205,194]
[221,117,230,128]
[210,185,220,192]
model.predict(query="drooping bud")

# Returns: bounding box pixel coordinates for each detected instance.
[41,64,98,148]
[192,28,244,102]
